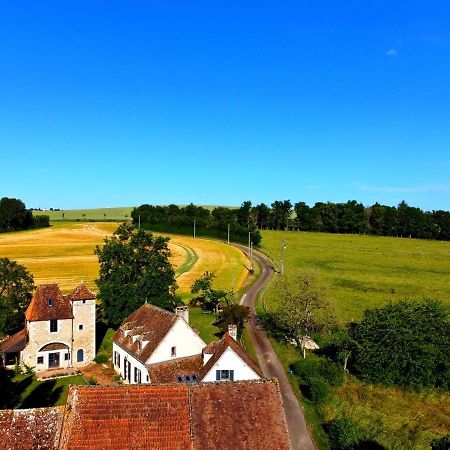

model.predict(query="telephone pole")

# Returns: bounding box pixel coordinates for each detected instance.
[227,224,230,244]
[138,215,141,229]
[280,240,286,274]
[193,219,196,239]
[250,241,254,271]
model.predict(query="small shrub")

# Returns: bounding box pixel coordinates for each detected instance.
[13,363,22,375]
[303,376,330,404]
[94,354,109,364]
[23,363,34,375]
[328,416,360,449]
[88,376,98,385]
[431,434,450,450]
[291,357,343,387]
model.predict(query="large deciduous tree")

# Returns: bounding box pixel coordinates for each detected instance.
[95,223,178,327]
[274,271,334,357]
[0,258,34,334]
[351,298,450,388]
[0,197,33,232]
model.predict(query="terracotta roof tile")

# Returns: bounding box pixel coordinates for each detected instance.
[112,304,177,364]
[0,407,64,450]
[59,385,192,450]
[200,333,263,380]
[67,282,96,301]
[25,285,73,322]
[147,354,203,383]
[0,329,27,353]
[190,380,292,450]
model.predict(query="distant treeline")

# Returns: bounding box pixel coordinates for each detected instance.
[131,203,262,245]
[253,199,450,240]
[133,199,450,243]
[0,197,50,232]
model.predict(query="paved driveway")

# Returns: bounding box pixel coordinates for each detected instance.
[235,244,316,450]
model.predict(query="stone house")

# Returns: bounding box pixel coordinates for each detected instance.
[112,303,262,384]
[0,283,96,370]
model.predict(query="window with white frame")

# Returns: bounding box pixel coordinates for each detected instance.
[216,369,234,381]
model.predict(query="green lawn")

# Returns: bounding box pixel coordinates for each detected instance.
[0,370,87,409]
[188,307,220,343]
[259,230,450,450]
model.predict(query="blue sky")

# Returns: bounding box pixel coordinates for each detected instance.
[1,1,449,210]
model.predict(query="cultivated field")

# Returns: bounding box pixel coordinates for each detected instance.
[0,223,248,295]
[260,230,450,449]
[261,230,450,323]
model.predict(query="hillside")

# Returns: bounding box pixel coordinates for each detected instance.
[261,230,450,323]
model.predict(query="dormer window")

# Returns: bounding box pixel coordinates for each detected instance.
[48,298,53,306]
[171,346,176,357]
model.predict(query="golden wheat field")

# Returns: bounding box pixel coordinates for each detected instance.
[0,223,248,295]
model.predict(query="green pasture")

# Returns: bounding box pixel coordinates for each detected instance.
[259,230,450,449]
[261,230,450,323]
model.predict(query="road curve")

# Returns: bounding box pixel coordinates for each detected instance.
[234,244,316,450]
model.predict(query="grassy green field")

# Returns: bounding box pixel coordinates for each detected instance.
[260,230,450,449]
[261,230,450,323]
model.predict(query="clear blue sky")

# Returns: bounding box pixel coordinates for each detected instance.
[1,1,449,210]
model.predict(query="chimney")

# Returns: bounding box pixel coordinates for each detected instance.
[228,324,237,341]
[175,306,189,324]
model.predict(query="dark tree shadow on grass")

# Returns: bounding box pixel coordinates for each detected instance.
[0,369,33,409]
[95,321,109,354]
[20,380,63,409]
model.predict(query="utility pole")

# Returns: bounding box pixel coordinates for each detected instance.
[227,224,230,244]
[138,215,141,229]
[280,240,286,274]
[250,241,254,271]
[248,232,251,254]
[193,219,196,239]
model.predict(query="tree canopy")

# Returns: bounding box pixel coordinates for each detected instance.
[273,271,334,357]
[95,223,178,326]
[350,298,450,388]
[0,258,34,335]
[190,271,229,312]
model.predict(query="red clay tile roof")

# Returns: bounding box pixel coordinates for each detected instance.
[0,328,27,354]
[0,407,64,450]
[67,282,96,301]
[58,381,291,450]
[200,332,263,380]
[112,303,177,364]
[190,380,291,450]
[147,354,203,383]
[25,284,73,322]
[59,385,192,450]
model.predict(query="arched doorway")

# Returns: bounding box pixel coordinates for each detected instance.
[77,348,84,363]
[38,343,70,369]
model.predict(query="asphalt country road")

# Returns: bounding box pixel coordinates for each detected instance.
[235,244,316,450]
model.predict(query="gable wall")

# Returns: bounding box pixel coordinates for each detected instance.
[202,347,261,382]
[146,318,206,365]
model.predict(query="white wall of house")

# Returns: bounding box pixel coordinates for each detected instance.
[112,342,151,384]
[146,318,206,365]
[202,347,261,382]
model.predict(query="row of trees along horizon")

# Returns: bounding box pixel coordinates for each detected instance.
[132,199,450,244]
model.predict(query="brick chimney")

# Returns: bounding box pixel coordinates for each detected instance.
[228,324,237,341]
[175,306,189,324]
